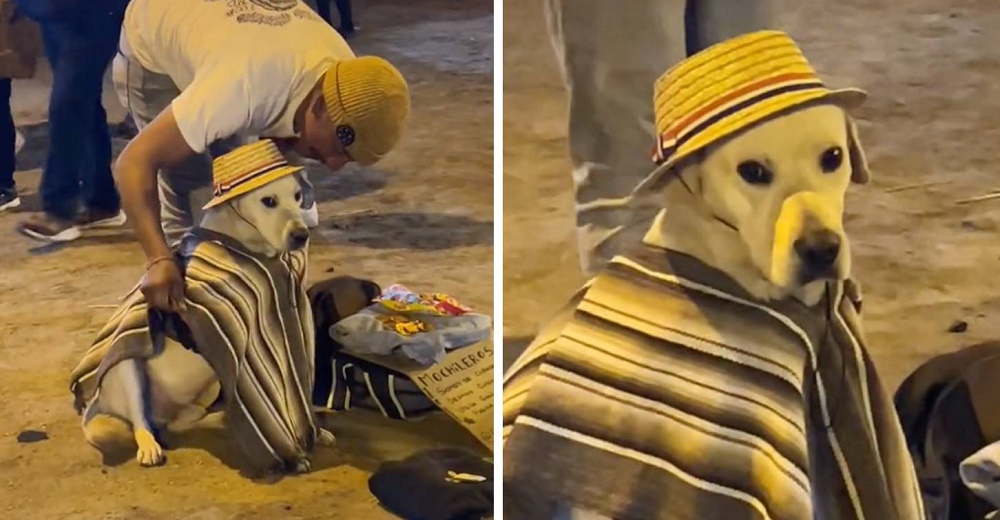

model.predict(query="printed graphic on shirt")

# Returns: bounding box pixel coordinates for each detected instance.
[205,0,322,26]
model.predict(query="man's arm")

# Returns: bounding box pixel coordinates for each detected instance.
[115,107,198,312]
[114,107,196,264]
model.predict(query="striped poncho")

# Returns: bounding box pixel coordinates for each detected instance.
[70,228,319,473]
[503,244,925,520]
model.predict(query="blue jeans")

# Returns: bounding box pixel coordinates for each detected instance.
[0,78,14,192]
[314,0,354,30]
[38,6,124,219]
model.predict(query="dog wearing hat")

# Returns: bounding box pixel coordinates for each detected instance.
[70,140,334,474]
[503,32,924,519]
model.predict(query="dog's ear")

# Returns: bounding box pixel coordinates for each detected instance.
[633,149,707,202]
[845,114,870,185]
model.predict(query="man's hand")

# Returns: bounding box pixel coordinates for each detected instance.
[142,260,187,313]
[114,107,196,311]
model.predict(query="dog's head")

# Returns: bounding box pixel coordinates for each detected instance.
[674,103,869,291]
[223,173,310,254]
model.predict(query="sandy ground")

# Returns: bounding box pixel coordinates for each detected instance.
[0,1,493,518]
[503,0,1000,392]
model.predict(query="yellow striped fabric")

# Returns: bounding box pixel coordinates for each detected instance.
[70,228,319,474]
[502,245,925,520]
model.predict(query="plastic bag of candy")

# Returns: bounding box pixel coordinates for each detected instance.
[330,285,491,366]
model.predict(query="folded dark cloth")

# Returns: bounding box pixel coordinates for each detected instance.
[368,448,493,520]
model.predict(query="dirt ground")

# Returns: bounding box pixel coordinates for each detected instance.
[504,0,1000,391]
[0,1,493,518]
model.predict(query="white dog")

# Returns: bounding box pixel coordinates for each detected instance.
[80,173,334,469]
[646,103,866,306]
[503,31,923,520]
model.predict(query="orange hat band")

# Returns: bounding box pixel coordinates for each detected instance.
[654,74,827,164]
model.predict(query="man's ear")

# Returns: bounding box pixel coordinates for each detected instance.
[312,93,327,117]
[845,114,871,185]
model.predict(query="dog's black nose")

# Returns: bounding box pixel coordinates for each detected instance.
[794,230,841,272]
[288,228,310,250]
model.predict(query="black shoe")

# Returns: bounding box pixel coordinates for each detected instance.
[114,117,139,139]
[0,189,20,212]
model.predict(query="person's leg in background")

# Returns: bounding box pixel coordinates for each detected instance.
[545,0,777,278]
[301,0,328,23]
[19,22,80,239]
[19,18,114,241]
[334,0,355,35]
[0,78,17,211]
[78,3,129,229]
[312,0,333,27]
[544,0,687,278]
[686,0,775,54]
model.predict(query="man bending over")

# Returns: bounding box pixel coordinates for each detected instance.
[109,0,410,312]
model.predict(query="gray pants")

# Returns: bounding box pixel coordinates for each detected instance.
[110,45,315,246]
[545,0,776,277]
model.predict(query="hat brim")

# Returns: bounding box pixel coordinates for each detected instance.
[632,87,867,197]
[202,165,304,210]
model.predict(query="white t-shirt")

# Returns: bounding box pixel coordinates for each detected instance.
[122,0,356,154]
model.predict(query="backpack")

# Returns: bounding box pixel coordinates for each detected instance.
[894,342,1000,520]
[0,1,40,79]
[308,276,439,420]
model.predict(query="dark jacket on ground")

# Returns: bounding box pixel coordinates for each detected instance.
[894,341,1000,520]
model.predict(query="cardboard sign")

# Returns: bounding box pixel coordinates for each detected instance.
[349,340,494,451]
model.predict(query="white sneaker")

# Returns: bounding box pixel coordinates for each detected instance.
[302,202,319,228]
[14,130,24,156]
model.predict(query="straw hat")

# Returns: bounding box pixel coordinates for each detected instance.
[633,30,867,195]
[322,56,410,166]
[203,140,303,210]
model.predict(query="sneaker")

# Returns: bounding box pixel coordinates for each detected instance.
[302,202,319,228]
[77,208,127,229]
[14,130,24,157]
[19,213,81,242]
[0,190,20,211]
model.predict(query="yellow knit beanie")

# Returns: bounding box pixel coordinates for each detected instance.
[322,56,410,166]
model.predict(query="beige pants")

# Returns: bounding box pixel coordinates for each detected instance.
[546,0,776,277]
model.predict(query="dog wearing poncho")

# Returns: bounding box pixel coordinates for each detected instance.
[70,140,334,474]
[503,31,925,519]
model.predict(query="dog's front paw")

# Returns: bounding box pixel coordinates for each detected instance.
[317,428,336,448]
[291,458,312,474]
[134,428,165,467]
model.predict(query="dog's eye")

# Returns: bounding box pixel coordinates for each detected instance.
[294,191,302,203]
[261,196,278,208]
[736,160,773,185]
[820,147,844,173]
